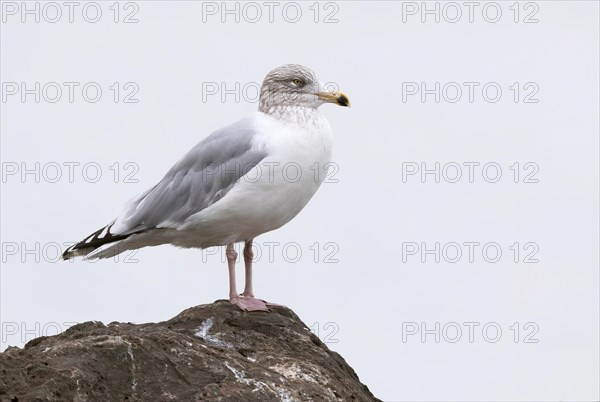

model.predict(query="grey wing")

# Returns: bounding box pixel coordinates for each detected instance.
[112,119,267,234]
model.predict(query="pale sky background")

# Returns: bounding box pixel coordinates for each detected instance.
[1,1,599,401]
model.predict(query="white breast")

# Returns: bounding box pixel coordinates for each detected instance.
[181,110,333,247]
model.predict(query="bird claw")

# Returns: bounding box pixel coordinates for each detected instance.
[230,296,271,312]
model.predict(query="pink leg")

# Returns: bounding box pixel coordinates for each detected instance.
[226,243,239,302]
[241,239,254,297]
[227,241,269,312]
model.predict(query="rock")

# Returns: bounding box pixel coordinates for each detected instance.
[0,300,380,401]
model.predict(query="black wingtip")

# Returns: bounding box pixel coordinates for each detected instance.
[64,224,148,260]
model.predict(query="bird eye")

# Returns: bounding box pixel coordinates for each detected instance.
[292,79,304,87]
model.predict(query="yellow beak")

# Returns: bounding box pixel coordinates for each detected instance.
[317,91,351,107]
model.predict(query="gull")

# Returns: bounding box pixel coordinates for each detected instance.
[62,64,350,312]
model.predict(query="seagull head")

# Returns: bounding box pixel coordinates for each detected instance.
[258,64,350,114]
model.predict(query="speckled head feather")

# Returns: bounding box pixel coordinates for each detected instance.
[258,64,321,113]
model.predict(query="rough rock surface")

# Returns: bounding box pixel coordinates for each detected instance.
[0,300,379,401]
